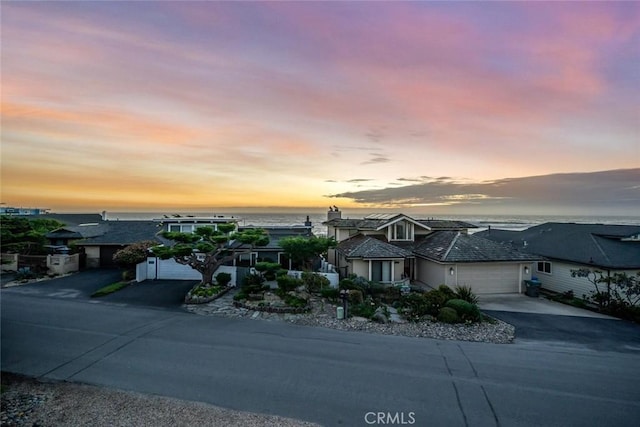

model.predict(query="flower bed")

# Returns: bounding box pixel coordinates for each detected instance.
[185,284,232,304]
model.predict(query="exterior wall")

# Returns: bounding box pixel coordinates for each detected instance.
[416,259,446,289]
[350,259,370,279]
[84,246,101,268]
[141,257,238,285]
[1,253,18,271]
[47,254,79,275]
[535,261,639,300]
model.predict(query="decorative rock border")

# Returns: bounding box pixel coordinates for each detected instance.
[184,285,233,304]
[233,300,310,314]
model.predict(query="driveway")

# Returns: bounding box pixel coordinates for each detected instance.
[479,294,640,353]
[1,270,196,311]
[478,293,615,318]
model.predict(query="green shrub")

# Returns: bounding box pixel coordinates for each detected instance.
[255,262,284,280]
[233,291,247,301]
[399,293,432,321]
[282,294,308,308]
[320,287,340,300]
[454,285,479,305]
[302,272,330,293]
[347,289,364,304]
[349,301,377,319]
[423,290,449,315]
[437,307,460,323]
[242,273,268,294]
[445,299,481,323]
[215,272,232,287]
[438,284,456,300]
[277,275,303,293]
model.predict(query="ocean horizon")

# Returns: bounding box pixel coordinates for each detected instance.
[99,211,640,236]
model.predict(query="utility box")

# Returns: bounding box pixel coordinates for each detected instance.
[336,306,345,320]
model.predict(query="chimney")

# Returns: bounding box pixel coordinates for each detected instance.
[327,206,342,221]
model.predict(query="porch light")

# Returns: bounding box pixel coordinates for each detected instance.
[524,266,530,274]
[449,267,455,275]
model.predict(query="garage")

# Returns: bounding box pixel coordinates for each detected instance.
[99,245,124,268]
[455,263,521,294]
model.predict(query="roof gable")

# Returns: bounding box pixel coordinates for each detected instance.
[374,214,431,232]
[337,234,413,259]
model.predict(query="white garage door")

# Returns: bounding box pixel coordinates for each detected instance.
[456,264,520,294]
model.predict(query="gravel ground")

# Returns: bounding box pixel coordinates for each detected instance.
[0,373,321,427]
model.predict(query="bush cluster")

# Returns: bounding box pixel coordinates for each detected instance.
[399,285,482,324]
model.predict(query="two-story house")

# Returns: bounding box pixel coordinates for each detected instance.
[325,209,540,294]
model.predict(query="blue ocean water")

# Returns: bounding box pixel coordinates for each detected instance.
[104,211,640,236]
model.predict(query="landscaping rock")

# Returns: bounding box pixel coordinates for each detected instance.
[185,291,515,344]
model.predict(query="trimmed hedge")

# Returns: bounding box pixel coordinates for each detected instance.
[437,307,459,323]
[445,299,481,322]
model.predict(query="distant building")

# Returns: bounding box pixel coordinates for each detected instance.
[0,206,50,216]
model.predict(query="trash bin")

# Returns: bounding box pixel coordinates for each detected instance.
[524,280,541,298]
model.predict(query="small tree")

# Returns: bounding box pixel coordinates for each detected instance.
[571,268,611,308]
[113,241,157,269]
[113,240,157,281]
[152,224,268,285]
[279,236,336,270]
[0,216,63,254]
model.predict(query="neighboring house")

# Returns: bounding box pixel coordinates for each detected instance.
[77,221,166,268]
[238,217,314,269]
[142,216,323,282]
[325,209,540,294]
[477,223,640,299]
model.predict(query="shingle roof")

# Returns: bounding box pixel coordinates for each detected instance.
[78,221,165,245]
[337,235,413,259]
[414,231,540,263]
[324,216,474,232]
[46,224,109,239]
[27,213,105,226]
[415,219,478,230]
[476,222,640,269]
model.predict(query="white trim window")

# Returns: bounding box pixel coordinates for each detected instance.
[370,260,393,282]
[168,224,218,233]
[536,261,552,275]
[390,221,412,241]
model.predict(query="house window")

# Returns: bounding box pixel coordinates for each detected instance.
[168,223,219,233]
[390,221,411,240]
[371,260,392,282]
[537,261,552,274]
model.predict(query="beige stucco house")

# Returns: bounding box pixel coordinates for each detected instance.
[325,209,540,294]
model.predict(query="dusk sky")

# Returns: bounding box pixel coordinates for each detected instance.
[1,1,639,215]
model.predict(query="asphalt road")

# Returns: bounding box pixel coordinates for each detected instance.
[484,310,640,354]
[2,270,196,310]
[2,288,640,427]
